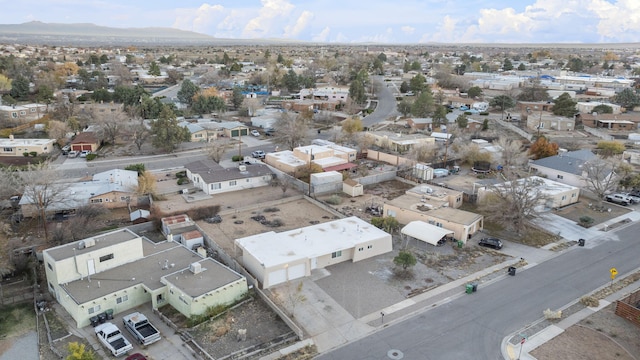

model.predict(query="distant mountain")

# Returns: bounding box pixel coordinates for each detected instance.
[0,21,273,46]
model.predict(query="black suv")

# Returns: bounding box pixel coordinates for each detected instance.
[479,237,503,250]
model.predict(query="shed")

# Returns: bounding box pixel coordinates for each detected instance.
[401,221,454,246]
[343,178,363,197]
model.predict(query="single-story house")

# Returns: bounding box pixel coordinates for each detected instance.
[265,142,357,174]
[526,114,575,132]
[0,135,55,157]
[184,159,274,195]
[578,113,639,130]
[215,121,249,138]
[529,149,603,188]
[477,176,580,211]
[235,216,392,289]
[43,228,248,327]
[365,131,436,153]
[178,121,209,142]
[70,132,100,152]
[384,194,483,242]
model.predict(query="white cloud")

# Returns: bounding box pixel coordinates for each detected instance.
[243,0,295,38]
[421,15,458,43]
[588,0,640,40]
[172,3,225,33]
[283,10,313,38]
[312,26,330,42]
[401,26,415,35]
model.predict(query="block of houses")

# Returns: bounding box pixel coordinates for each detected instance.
[184,159,274,195]
[529,149,604,188]
[19,169,139,217]
[383,193,483,242]
[0,103,47,123]
[478,176,580,211]
[0,135,55,156]
[70,132,100,152]
[43,228,248,327]
[235,216,392,289]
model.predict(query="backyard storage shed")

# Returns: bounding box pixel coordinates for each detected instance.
[401,221,454,246]
[343,178,364,197]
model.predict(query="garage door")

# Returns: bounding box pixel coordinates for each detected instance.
[231,129,239,137]
[267,269,286,287]
[287,263,306,281]
[82,145,92,151]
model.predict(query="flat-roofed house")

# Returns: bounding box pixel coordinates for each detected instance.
[0,135,55,157]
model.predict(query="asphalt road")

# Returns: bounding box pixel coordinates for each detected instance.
[318,222,640,360]
[362,76,399,128]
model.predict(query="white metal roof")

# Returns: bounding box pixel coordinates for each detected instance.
[401,221,454,246]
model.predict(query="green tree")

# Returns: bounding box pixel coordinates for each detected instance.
[613,88,640,109]
[596,140,625,158]
[177,79,199,106]
[150,105,191,152]
[399,81,410,94]
[397,99,412,117]
[467,86,483,99]
[456,114,469,129]
[410,61,421,71]
[517,80,549,102]
[377,52,387,62]
[282,69,300,93]
[10,74,29,100]
[552,93,577,118]
[36,84,54,105]
[393,250,417,271]
[432,105,447,129]
[503,58,514,71]
[517,63,526,71]
[591,104,613,114]
[231,87,244,110]
[148,61,161,76]
[409,73,428,93]
[568,58,584,72]
[91,88,112,103]
[341,116,363,137]
[349,79,366,104]
[192,94,226,115]
[490,95,515,111]
[372,57,384,75]
[371,216,400,233]
[411,91,434,117]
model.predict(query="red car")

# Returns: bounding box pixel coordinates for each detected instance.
[125,354,147,360]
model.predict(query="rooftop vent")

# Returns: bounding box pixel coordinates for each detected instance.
[189,262,203,274]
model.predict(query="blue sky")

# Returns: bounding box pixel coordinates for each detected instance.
[0,0,638,43]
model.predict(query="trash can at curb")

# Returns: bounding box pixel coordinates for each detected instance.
[457,241,464,248]
[465,284,473,294]
[105,309,114,320]
[471,282,478,292]
[508,266,516,276]
[578,238,585,247]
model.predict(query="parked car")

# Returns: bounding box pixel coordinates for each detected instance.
[125,354,147,360]
[95,322,133,357]
[250,129,260,137]
[264,128,275,136]
[79,150,91,158]
[61,145,70,155]
[123,312,161,346]
[605,193,631,206]
[68,150,79,158]
[624,193,640,204]
[251,150,266,159]
[479,237,503,250]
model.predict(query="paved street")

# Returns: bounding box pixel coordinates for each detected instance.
[318,220,640,360]
[363,76,399,128]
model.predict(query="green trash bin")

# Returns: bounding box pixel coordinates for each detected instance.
[457,241,464,248]
[465,284,473,294]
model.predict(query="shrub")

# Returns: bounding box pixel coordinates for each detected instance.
[22,152,29,157]
[125,164,146,176]
[325,194,342,205]
[186,205,221,221]
[85,153,97,161]
[176,170,187,178]
[177,177,189,185]
[579,216,594,228]
[29,151,37,157]
[231,155,242,162]
[479,112,489,116]
[580,296,599,307]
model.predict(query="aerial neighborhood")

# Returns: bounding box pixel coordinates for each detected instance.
[2,34,640,360]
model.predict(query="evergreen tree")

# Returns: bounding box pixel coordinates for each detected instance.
[177,79,199,106]
[150,105,191,152]
[552,93,577,117]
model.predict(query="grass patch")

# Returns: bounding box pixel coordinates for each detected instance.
[45,310,69,340]
[0,303,36,339]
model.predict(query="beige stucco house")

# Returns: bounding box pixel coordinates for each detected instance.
[43,228,247,327]
[477,176,580,211]
[365,131,436,153]
[0,135,55,157]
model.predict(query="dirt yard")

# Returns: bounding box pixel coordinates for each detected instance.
[531,302,640,360]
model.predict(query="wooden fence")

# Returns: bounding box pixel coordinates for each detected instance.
[615,288,640,328]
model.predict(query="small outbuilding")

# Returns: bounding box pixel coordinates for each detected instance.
[343,178,363,197]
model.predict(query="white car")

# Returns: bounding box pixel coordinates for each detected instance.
[79,150,91,158]
[250,130,260,137]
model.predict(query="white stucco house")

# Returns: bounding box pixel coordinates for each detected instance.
[184,159,274,195]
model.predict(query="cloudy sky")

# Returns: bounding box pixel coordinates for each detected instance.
[0,0,639,43]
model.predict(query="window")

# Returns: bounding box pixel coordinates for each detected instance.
[99,253,114,262]
[561,195,566,200]
[19,111,26,116]
[557,175,563,179]
[120,196,130,201]
[331,251,342,258]
[572,193,576,197]
[90,198,103,203]
[11,112,17,118]
[116,295,128,304]
[3,147,13,152]
[358,247,363,251]
[229,180,237,186]
[246,178,251,182]
[367,245,373,249]
[47,263,53,270]
[436,222,443,227]
[88,305,101,314]
[211,183,221,190]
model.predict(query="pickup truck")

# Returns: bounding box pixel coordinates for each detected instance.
[95,322,133,357]
[123,312,161,346]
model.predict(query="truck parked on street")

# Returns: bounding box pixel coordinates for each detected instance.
[123,312,161,346]
[95,322,133,357]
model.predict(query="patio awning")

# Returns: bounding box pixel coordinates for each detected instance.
[323,163,357,172]
[401,221,454,246]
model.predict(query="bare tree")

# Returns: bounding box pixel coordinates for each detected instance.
[137,170,157,196]
[46,120,71,146]
[51,205,108,243]
[409,143,438,163]
[244,97,262,117]
[206,139,230,162]
[272,111,311,150]
[479,175,550,235]
[90,107,127,145]
[11,162,66,241]
[127,120,151,151]
[494,137,526,169]
[583,156,620,205]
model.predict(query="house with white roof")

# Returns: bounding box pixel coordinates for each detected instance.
[0,135,55,157]
[235,216,392,289]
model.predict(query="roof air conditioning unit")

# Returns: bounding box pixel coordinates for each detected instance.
[238,165,247,172]
[189,262,202,274]
[84,238,96,248]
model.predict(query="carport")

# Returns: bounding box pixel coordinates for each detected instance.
[401,221,454,246]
